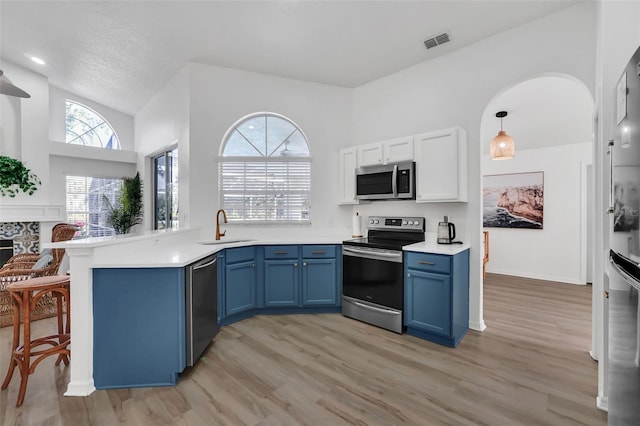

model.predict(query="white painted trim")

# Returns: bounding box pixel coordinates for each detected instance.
[597,395,608,412]
[0,204,65,222]
[469,320,487,332]
[486,269,586,285]
[49,141,137,163]
[64,247,96,397]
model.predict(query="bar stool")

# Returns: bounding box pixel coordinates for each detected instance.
[1,275,71,406]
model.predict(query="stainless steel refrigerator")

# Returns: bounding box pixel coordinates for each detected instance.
[609,44,640,425]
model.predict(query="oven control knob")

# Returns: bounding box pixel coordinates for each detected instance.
[370,219,374,224]
[374,219,379,224]
[408,220,414,225]
[402,220,408,225]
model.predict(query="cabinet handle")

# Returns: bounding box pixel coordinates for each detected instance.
[311,251,326,255]
[252,263,255,268]
[303,262,307,267]
[294,262,298,267]
[418,261,435,265]
[274,251,288,255]
[407,273,411,278]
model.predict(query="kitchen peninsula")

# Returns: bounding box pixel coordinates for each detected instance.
[48,227,469,395]
[46,228,349,395]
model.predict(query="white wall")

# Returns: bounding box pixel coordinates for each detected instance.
[0,60,136,243]
[0,61,51,207]
[483,143,592,284]
[134,66,190,229]
[135,63,355,236]
[352,1,597,330]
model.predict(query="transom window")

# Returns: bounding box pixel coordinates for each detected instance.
[218,113,311,223]
[65,100,120,149]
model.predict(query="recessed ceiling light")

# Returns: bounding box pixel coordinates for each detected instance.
[30,56,46,65]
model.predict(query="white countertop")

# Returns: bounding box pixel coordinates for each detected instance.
[49,227,469,268]
[88,234,350,268]
[403,241,470,255]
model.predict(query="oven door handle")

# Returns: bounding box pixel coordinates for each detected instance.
[352,300,401,315]
[342,246,402,263]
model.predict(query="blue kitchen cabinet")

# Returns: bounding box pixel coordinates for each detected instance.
[404,249,469,347]
[224,247,257,317]
[301,245,340,307]
[263,245,299,307]
[301,258,337,306]
[264,260,299,306]
[260,244,340,309]
[93,267,186,389]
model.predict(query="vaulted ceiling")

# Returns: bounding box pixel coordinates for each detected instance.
[1,1,580,115]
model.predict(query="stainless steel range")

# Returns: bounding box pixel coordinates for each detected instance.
[342,216,425,333]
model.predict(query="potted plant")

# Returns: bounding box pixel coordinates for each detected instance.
[105,172,143,235]
[0,156,41,197]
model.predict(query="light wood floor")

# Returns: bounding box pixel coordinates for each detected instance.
[0,274,606,425]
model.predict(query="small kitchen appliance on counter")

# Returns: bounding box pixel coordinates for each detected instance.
[437,216,456,244]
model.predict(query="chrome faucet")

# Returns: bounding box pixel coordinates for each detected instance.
[215,209,227,240]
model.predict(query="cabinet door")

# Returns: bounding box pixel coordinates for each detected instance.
[405,268,451,336]
[414,127,467,202]
[225,260,256,316]
[383,137,414,164]
[264,260,299,307]
[357,142,384,167]
[302,258,337,306]
[338,147,359,204]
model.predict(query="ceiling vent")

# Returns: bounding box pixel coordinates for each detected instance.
[423,32,451,50]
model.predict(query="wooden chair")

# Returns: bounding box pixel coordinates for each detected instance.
[1,275,71,406]
[0,223,78,328]
[482,231,489,278]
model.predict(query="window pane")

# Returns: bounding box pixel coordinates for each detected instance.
[65,100,120,149]
[66,175,122,238]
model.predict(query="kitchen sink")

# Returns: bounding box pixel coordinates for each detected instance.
[198,238,256,245]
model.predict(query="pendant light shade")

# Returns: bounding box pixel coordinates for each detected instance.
[490,111,514,160]
[0,69,31,98]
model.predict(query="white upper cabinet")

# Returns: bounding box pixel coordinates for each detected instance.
[357,142,384,167]
[338,147,359,204]
[414,127,467,203]
[357,137,414,167]
[383,137,414,164]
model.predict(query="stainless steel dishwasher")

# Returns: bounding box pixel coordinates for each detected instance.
[185,253,218,366]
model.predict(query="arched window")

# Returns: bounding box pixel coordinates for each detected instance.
[65,100,120,149]
[219,113,311,223]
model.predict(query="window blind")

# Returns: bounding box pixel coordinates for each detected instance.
[219,160,311,222]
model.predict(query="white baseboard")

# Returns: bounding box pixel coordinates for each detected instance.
[596,395,608,412]
[469,320,487,331]
[486,268,585,285]
[65,380,96,397]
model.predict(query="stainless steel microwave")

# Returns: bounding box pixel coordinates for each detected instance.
[355,161,416,200]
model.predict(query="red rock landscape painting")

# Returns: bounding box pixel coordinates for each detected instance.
[483,172,544,229]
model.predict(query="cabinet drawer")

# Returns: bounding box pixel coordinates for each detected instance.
[405,252,451,274]
[302,245,335,258]
[225,247,256,264]
[264,245,299,259]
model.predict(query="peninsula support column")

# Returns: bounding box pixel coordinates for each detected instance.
[64,247,96,396]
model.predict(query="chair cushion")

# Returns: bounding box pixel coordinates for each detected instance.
[32,253,53,270]
[40,248,52,257]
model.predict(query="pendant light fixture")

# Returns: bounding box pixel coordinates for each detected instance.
[0,69,31,98]
[490,111,514,160]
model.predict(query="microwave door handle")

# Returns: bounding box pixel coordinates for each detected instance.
[392,164,398,197]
